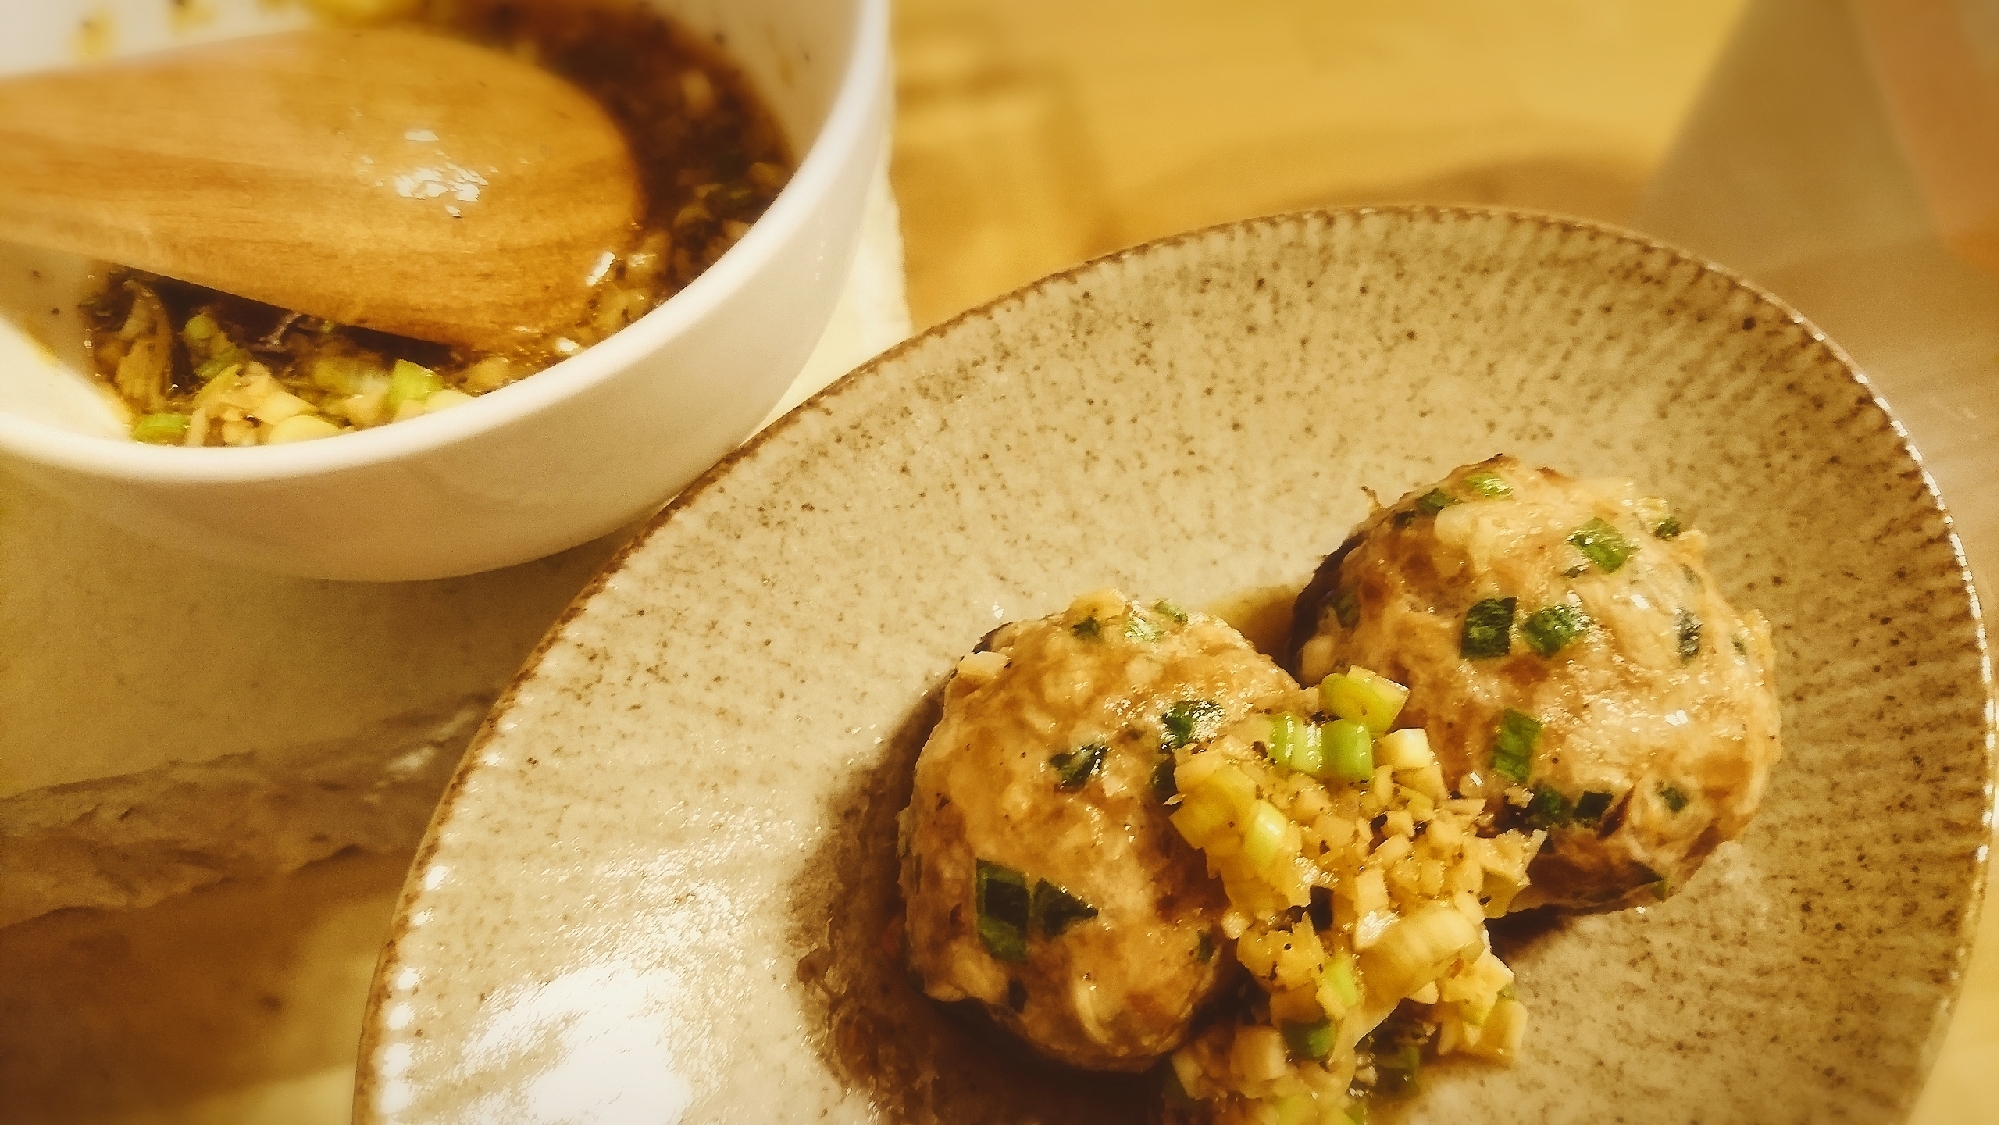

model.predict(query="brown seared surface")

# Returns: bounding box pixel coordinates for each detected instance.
[1292,457,1781,910]
[899,591,1296,1071]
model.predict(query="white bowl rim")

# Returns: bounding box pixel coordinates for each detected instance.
[0,0,890,484]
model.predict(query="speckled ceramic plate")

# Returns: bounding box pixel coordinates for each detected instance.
[357,208,1994,1124]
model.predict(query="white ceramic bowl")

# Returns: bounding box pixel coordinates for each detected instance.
[0,0,888,580]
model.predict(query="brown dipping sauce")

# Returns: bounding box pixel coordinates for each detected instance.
[82,0,793,447]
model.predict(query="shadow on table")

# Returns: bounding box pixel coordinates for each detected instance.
[0,848,407,1124]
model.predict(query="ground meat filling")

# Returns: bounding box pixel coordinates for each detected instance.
[1288,457,1781,910]
[899,590,1297,1071]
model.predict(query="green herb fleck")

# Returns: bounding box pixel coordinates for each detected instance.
[1123,613,1163,642]
[1333,590,1361,629]
[195,349,247,382]
[1392,509,1418,528]
[1659,785,1689,813]
[1732,635,1749,656]
[1161,700,1225,750]
[1049,743,1107,790]
[1031,879,1099,936]
[1573,790,1615,824]
[1461,597,1517,659]
[1654,515,1683,539]
[1568,517,1635,573]
[1675,609,1702,661]
[1521,603,1591,656]
[1196,931,1214,962]
[1282,1017,1335,1060]
[1151,756,1177,801]
[131,412,189,444]
[1417,488,1459,515]
[1153,599,1188,624]
[1491,709,1542,783]
[1374,1041,1423,1096]
[1525,785,1572,828]
[974,860,1030,962]
[1071,616,1101,641]
[1463,470,1513,498]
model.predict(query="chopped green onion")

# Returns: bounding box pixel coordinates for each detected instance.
[1272,715,1324,775]
[1491,709,1541,783]
[1654,515,1682,539]
[1282,1017,1335,1060]
[181,312,217,343]
[1161,699,1224,750]
[1333,590,1360,629]
[1346,1102,1369,1125]
[1124,613,1163,642]
[1031,879,1098,936]
[1463,470,1512,497]
[194,349,245,382]
[131,412,188,444]
[1525,785,1571,828]
[386,358,443,410]
[1151,756,1177,801]
[1417,488,1459,515]
[1568,517,1635,573]
[1521,602,1590,656]
[1048,743,1106,790]
[1266,714,1295,768]
[1323,718,1374,782]
[1325,950,1360,1007]
[974,860,1030,962]
[1461,597,1516,659]
[1659,784,1689,813]
[1153,599,1188,624]
[1291,725,1326,776]
[1572,790,1614,824]
[1375,1041,1423,1095]
[1242,800,1290,869]
[1675,609,1702,661]
[1070,616,1101,641]
[1322,668,1409,734]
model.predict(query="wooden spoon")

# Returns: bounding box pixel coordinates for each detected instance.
[0,28,642,351]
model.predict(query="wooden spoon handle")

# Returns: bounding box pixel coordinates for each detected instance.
[0,29,641,350]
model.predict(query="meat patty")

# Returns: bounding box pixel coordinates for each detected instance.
[1287,457,1781,911]
[900,589,1297,1071]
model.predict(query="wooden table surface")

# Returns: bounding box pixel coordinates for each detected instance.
[4,1,1991,1121]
